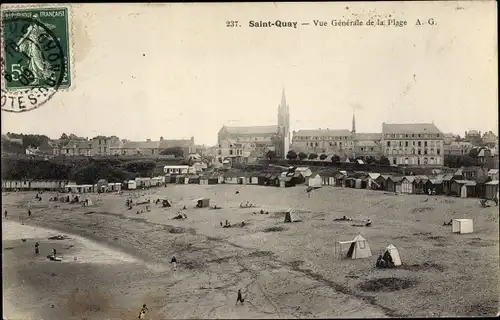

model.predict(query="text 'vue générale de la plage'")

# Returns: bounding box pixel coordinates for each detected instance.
[241,18,437,29]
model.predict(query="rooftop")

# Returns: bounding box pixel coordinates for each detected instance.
[294,129,351,137]
[221,125,278,135]
[382,123,442,135]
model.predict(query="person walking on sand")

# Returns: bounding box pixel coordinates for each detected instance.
[52,248,57,258]
[171,256,177,270]
[138,304,148,319]
[28,210,31,217]
[35,242,39,255]
[4,210,7,218]
[236,289,245,305]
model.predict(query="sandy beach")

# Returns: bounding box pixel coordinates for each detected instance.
[2,184,499,318]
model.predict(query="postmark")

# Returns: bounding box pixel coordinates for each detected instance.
[1,7,72,113]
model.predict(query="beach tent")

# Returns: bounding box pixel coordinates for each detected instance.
[452,219,473,234]
[84,198,93,206]
[162,199,172,207]
[336,234,372,259]
[196,198,210,208]
[383,244,402,266]
[284,208,294,223]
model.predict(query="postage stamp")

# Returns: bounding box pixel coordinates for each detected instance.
[1,6,72,113]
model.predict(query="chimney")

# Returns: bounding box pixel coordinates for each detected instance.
[191,136,195,144]
[160,136,164,141]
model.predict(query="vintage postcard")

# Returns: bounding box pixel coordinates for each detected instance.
[1,2,498,319]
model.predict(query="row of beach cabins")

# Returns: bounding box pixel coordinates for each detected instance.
[163,166,500,200]
[1,176,166,193]
[2,167,499,200]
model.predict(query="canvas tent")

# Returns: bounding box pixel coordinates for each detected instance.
[383,244,402,266]
[196,198,210,208]
[336,234,372,259]
[162,199,172,207]
[452,219,473,234]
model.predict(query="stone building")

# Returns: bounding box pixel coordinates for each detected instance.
[381,123,444,167]
[216,89,290,163]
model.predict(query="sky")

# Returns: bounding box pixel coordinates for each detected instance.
[1,2,497,145]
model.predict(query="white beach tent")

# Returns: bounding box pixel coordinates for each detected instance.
[336,234,372,259]
[452,219,473,234]
[383,244,402,266]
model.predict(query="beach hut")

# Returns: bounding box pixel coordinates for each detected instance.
[386,176,403,193]
[295,167,313,179]
[451,180,476,197]
[484,180,499,200]
[208,176,219,185]
[375,175,389,190]
[175,175,185,184]
[333,173,346,187]
[413,176,429,194]
[475,175,491,199]
[452,219,473,234]
[425,179,443,195]
[321,172,336,186]
[487,169,499,181]
[200,176,208,185]
[335,234,372,260]
[442,174,454,194]
[250,176,259,184]
[189,175,200,184]
[128,180,137,190]
[96,179,109,193]
[307,173,322,188]
[401,176,415,194]
[367,173,381,189]
[196,198,210,208]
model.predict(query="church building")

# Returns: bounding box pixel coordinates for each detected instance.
[216,89,291,164]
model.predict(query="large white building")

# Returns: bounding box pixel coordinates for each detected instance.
[381,123,444,167]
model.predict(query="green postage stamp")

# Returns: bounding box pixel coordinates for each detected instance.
[1,5,73,112]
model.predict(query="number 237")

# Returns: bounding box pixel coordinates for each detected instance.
[226,21,239,27]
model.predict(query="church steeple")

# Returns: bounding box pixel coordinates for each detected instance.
[278,88,289,131]
[277,88,290,160]
[281,87,287,107]
[352,111,356,134]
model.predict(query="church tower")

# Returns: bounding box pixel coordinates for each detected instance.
[352,111,356,135]
[277,88,291,159]
[351,111,357,159]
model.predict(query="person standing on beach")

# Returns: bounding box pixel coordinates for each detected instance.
[236,289,245,305]
[52,248,57,258]
[35,242,40,255]
[138,304,148,319]
[28,210,31,217]
[171,256,177,270]
[4,210,7,218]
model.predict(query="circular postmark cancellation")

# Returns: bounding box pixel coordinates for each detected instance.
[1,14,66,113]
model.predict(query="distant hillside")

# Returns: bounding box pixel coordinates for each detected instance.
[0,157,162,184]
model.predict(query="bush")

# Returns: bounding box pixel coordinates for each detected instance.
[308,153,318,160]
[286,150,297,160]
[298,152,307,160]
